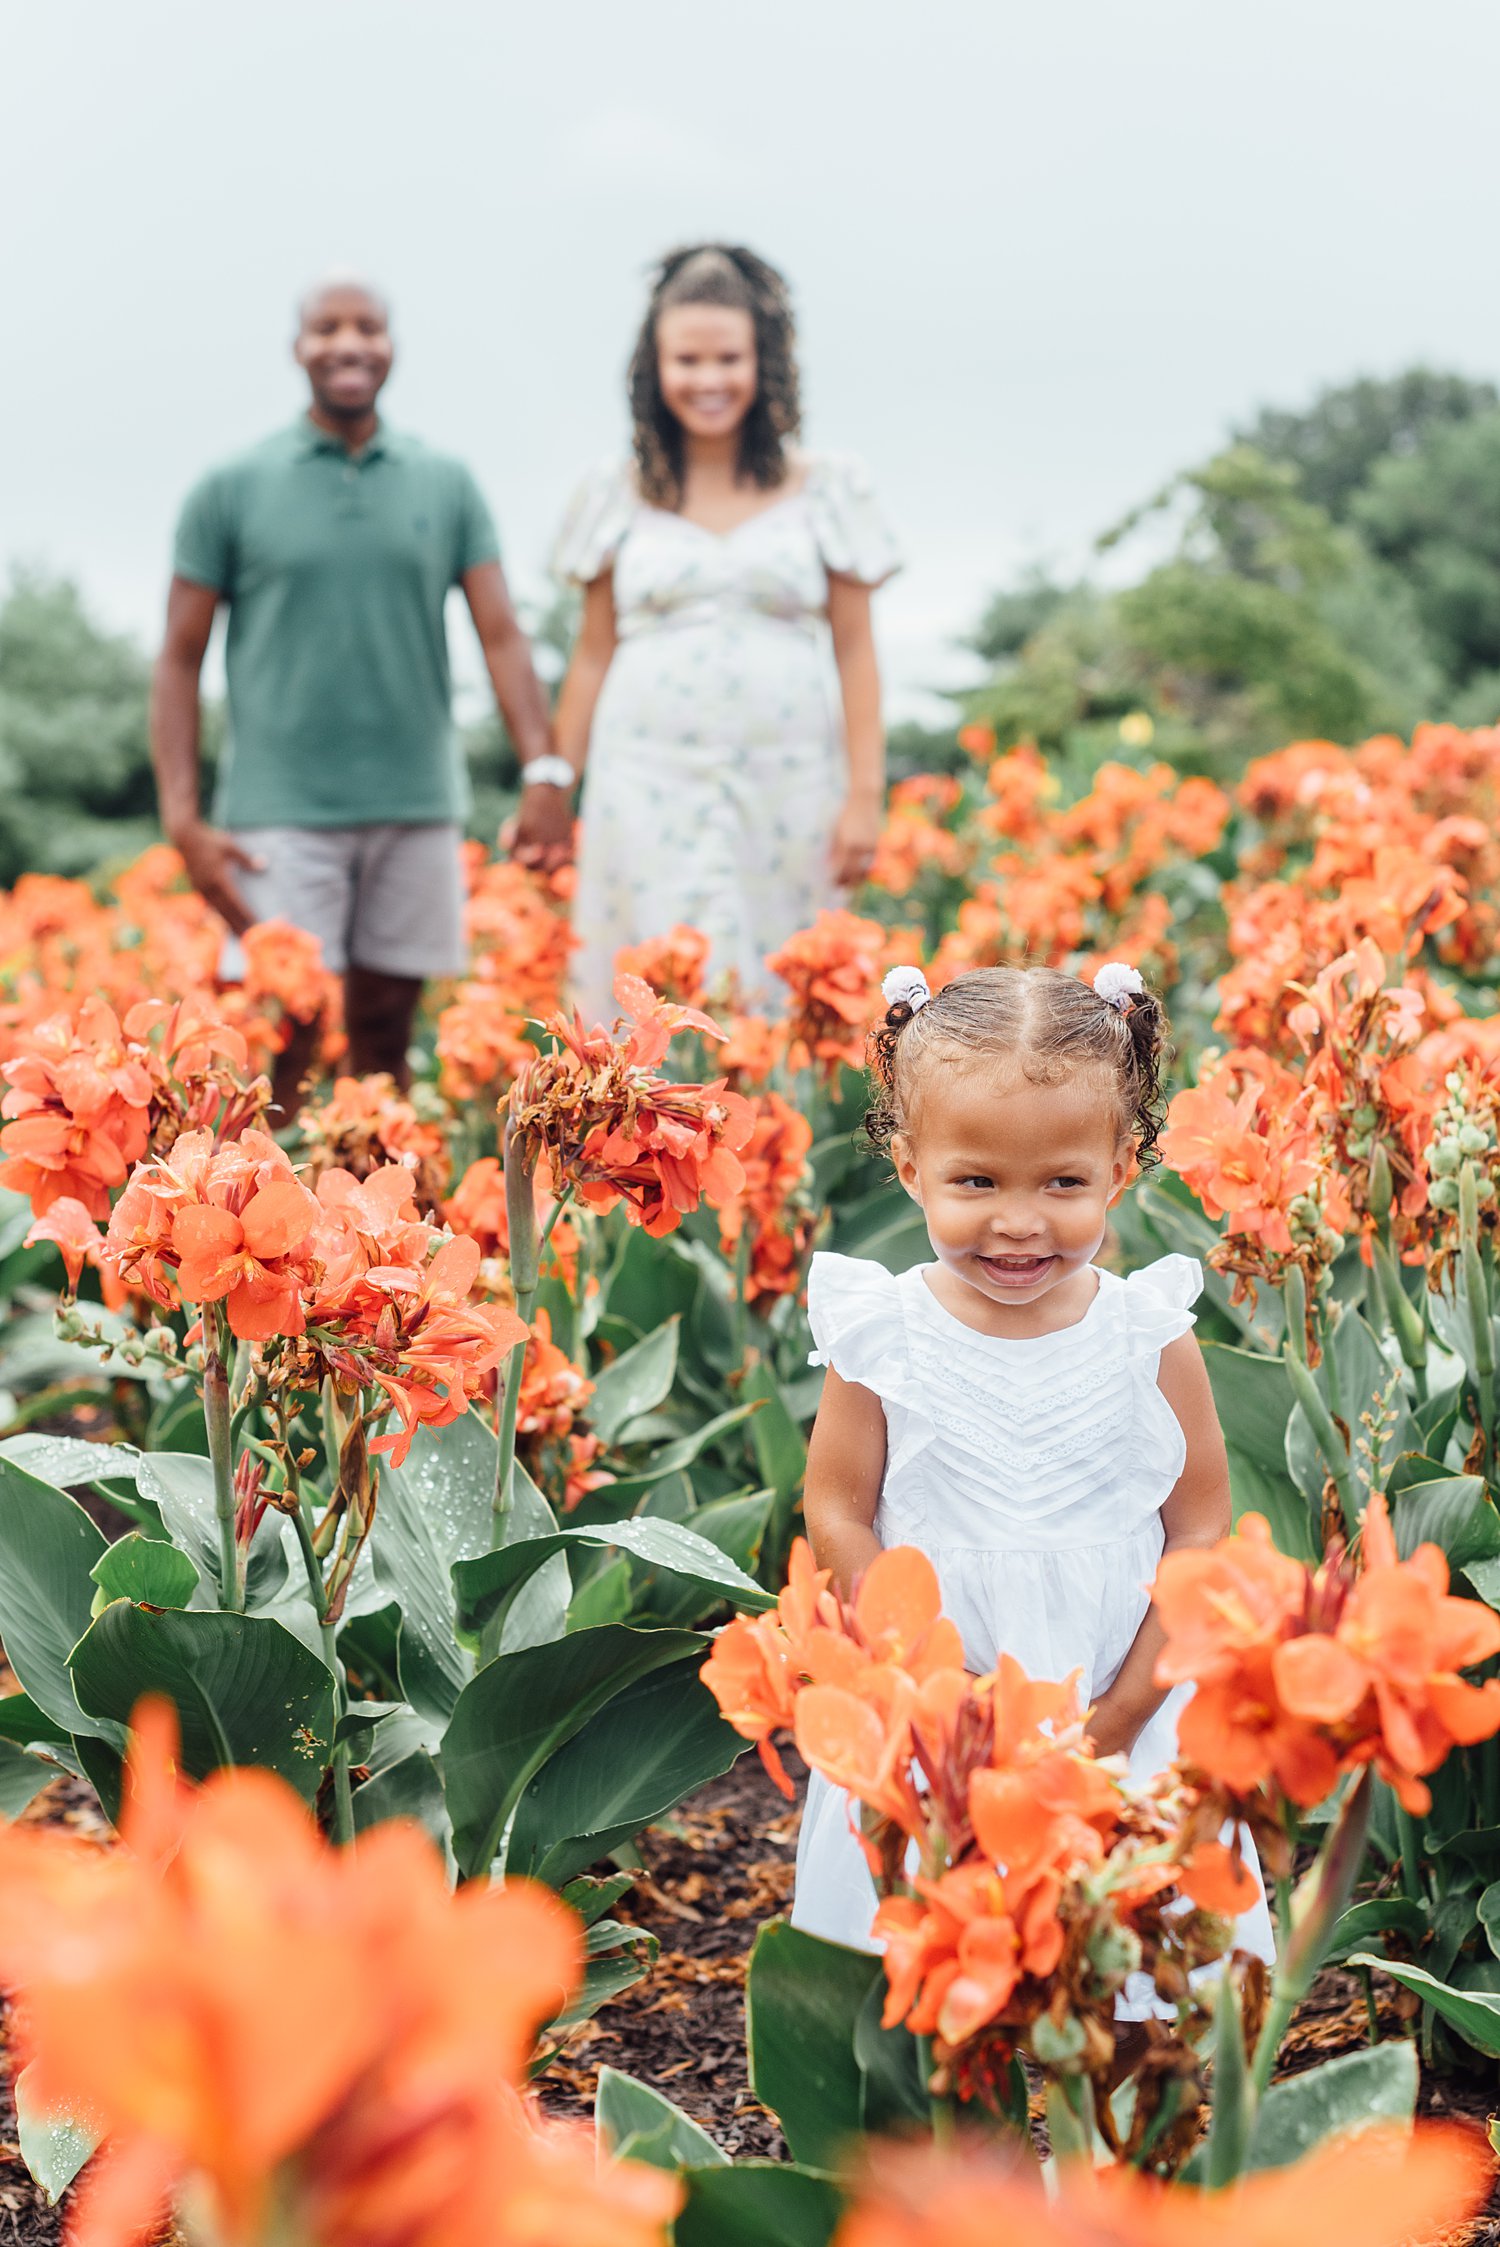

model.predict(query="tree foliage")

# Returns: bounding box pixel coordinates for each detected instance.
[1237,367,1499,522]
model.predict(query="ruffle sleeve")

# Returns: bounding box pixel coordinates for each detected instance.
[804,454,902,588]
[806,1251,914,1404]
[550,462,636,585]
[1118,1255,1203,1357]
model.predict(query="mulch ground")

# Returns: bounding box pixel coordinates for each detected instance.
[4,1746,1500,2241]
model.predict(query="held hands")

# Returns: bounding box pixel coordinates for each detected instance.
[509,782,576,873]
[170,820,263,934]
[830,792,884,889]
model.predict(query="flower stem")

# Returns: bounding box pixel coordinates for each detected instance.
[1462,1163,1494,1466]
[490,1187,572,1548]
[203,1308,242,1614]
[291,1502,355,1849]
[1250,1771,1372,2096]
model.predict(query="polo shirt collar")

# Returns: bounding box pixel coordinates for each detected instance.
[293,414,395,461]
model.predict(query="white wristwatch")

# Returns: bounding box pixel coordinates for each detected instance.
[521,755,577,791]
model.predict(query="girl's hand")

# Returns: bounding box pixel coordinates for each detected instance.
[508,783,576,872]
[830,793,884,889]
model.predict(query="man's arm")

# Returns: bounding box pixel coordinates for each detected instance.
[460,561,571,864]
[150,577,263,931]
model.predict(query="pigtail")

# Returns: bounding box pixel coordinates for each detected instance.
[863,999,917,1154]
[1122,989,1169,1169]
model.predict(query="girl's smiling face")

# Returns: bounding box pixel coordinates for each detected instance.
[655,305,758,441]
[893,1059,1129,1324]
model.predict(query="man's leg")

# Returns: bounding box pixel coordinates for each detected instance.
[343,965,424,1087]
[344,824,466,1088]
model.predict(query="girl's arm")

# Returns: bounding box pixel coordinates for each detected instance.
[826,573,886,889]
[1085,1331,1232,1760]
[511,572,618,870]
[802,1364,887,1598]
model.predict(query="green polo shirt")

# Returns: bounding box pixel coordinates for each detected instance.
[172,418,500,828]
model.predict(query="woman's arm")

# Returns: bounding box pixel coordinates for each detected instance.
[1085,1331,1232,1760]
[802,1364,887,1598]
[510,573,618,870]
[826,573,886,889]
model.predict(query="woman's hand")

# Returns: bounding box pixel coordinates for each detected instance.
[509,782,576,872]
[830,792,884,889]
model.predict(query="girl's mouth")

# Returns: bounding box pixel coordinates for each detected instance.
[976,1252,1056,1289]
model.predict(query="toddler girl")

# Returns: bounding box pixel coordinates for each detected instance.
[792,959,1274,1961]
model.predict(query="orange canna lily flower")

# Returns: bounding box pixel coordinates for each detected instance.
[0,1701,678,2247]
[832,2125,1490,2247]
[24,1193,102,1292]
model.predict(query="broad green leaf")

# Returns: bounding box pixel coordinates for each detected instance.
[560,1872,635,1927]
[453,1516,773,1645]
[505,1658,746,1888]
[0,1689,73,1749]
[374,1416,564,1723]
[852,1975,927,2132]
[134,1452,288,1609]
[830,1183,929,1272]
[595,2066,728,2170]
[600,1228,699,1335]
[1324,1894,1429,1963]
[70,1604,336,1804]
[747,1921,883,2169]
[1181,2040,1418,2182]
[742,1359,809,1564]
[595,1402,762,1501]
[549,1946,654,2029]
[1465,1555,1500,1608]
[1348,1953,1500,2056]
[1203,1344,1296,1475]
[688,1489,774,1573]
[673,2161,844,2247]
[566,1557,634,1630]
[351,1749,450,1846]
[588,1318,680,1445]
[0,1737,55,1817]
[0,1455,120,1741]
[90,1531,199,1612]
[1246,2040,1418,2168]
[441,1623,706,1877]
[1391,1475,1500,1569]
[14,2066,99,2204]
[1226,1446,1317,1561]
[0,1433,140,1490]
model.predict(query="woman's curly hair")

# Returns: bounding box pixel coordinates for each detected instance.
[866,965,1170,1168]
[627,243,800,509]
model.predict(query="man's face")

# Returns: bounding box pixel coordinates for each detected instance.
[294,286,394,419]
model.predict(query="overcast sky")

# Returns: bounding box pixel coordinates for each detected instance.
[5,0,1500,719]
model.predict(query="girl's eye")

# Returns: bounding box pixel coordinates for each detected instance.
[958,1175,992,1190]
[1050,1175,1087,1190]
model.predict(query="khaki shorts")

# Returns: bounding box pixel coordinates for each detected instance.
[218,821,466,982]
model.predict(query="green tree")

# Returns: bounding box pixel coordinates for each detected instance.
[0,571,182,886]
[1353,412,1500,701]
[1237,367,1498,522]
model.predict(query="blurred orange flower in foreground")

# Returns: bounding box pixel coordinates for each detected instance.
[0,1701,679,2247]
[832,2126,1489,2247]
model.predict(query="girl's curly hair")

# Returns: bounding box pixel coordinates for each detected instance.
[866,965,1170,1167]
[627,243,800,509]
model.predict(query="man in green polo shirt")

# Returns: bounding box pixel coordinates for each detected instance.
[151,275,571,1107]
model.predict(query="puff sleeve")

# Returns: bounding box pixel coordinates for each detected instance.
[805,454,902,589]
[807,1251,915,1408]
[1118,1256,1203,1357]
[550,462,637,586]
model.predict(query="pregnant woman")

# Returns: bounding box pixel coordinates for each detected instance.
[522,243,900,1021]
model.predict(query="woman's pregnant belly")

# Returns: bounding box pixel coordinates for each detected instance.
[596,614,837,761]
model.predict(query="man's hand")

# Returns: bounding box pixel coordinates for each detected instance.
[172,820,264,933]
[830,792,884,889]
[509,782,576,873]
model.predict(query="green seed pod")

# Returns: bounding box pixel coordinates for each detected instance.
[1459,1124,1491,1156]
[1431,1177,1462,1211]
[1430,1141,1461,1178]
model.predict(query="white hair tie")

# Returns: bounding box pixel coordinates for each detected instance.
[882,966,931,1014]
[1093,962,1146,1013]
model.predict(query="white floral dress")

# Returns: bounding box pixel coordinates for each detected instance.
[792,1249,1276,1977]
[551,455,900,1022]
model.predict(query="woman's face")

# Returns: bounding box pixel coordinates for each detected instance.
[656,305,758,441]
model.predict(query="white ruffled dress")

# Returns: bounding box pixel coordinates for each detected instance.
[792,1249,1276,1967]
[551,455,900,1022]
